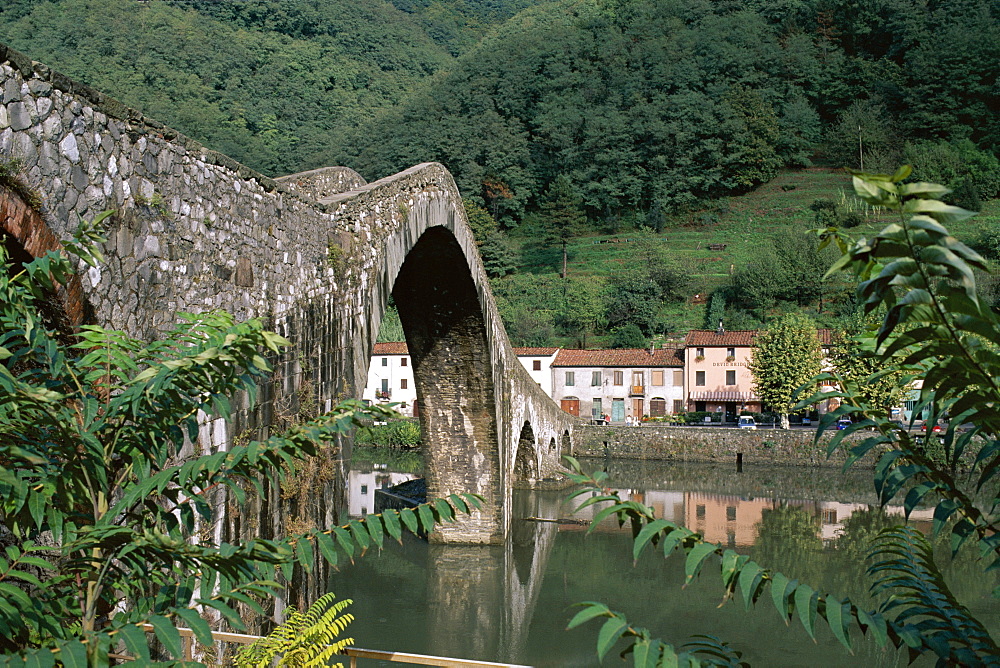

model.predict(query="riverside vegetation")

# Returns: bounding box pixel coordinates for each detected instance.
[0,213,481,665]
[565,169,1000,665]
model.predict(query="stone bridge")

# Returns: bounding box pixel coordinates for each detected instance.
[0,43,578,545]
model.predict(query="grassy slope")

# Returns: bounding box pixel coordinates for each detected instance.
[514,168,1000,341]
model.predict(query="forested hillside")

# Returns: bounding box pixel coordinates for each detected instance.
[0,0,538,174]
[341,0,999,226]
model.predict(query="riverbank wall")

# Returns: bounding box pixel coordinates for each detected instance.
[572,424,863,467]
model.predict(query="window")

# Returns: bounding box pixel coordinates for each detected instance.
[401,357,407,367]
[592,371,601,386]
[360,485,368,495]
[650,398,666,416]
[565,371,575,386]
[696,371,706,386]
[696,505,706,519]
[726,370,736,385]
[400,379,408,389]
[696,347,705,358]
[613,371,624,385]
[632,371,644,387]
[727,347,735,358]
[592,398,602,418]
[673,400,685,414]
[381,358,387,366]
[651,370,664,386]
[673,370,683,386]
[726,506,737,521]
[532,360,541,371]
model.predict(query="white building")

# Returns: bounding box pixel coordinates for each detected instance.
[513,347,560,396]
[363,342,418,417]
[550,347,685,423]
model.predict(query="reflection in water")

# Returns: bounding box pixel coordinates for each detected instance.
[335,453,999,667]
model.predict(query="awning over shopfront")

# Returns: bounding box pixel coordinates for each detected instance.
[688,391,759,402]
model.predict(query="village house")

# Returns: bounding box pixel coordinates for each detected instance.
[513,347,560,396]
[684,327,834,420]
[364,342,418,416]
[550,347,685,423]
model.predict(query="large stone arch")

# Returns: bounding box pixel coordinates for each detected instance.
[392,225,503,543]
[512,422,538,488]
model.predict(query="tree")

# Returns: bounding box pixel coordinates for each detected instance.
[567,169,1000,665]
[538,175,586,278]
[828,316,908,419]
[0,214,479,663]
[558,275,606,348]
[609,324,646,349]
[604,268,660,334]
[748,312,823,428]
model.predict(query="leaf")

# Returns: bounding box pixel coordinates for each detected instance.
[118,624,152,661]
[174,607,214,647]
[54,640,86,668]
[684,542,718,585]
[567,602,611,630]
[149,614,182,658]
[794,585,819,640]
[597,616,629,660]
[826,598,852,651]
[633,519,671,561]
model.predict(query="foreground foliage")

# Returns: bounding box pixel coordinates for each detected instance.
[233,592,354,668]
[0,215,481,665]
[568,168,1000,665]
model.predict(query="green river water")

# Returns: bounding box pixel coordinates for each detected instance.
[330,450,1000,667]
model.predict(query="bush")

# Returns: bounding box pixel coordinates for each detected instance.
[356,419,422,447]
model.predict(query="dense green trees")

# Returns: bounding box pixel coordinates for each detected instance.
[748,312,824,428]
[341,0,1000,228]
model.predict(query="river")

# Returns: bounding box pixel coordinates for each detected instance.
[331,448,1000,667]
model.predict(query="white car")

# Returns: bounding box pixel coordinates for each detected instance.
[738,416,757,430]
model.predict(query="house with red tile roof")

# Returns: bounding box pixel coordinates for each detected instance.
[365,342,418,416]
[551,347,685,423]
[683,327,834,420]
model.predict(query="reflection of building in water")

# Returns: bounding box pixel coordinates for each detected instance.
[568,489,935,547]
[348,466,418,517]
[685,493,777,548]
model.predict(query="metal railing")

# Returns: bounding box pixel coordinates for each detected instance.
[139,624,530,667]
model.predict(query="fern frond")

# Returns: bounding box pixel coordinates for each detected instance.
[868,526,1000,665]
[233,593,354,668]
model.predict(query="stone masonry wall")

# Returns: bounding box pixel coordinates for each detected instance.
[275,166,367,200]
[573,424,867,467]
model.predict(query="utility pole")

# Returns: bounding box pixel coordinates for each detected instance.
[859,124,864,171]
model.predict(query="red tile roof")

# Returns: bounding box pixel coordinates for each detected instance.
[513,347,560,356]
[373,341,408,355]
[684,329,834,347]
[552,348,684,368]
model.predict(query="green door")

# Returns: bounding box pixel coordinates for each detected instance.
[612,399,625,423]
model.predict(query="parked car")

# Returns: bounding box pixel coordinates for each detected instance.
[800,416,812,426]
[738,416,757,430]
[836,418,853,430]
[921,423,944,434]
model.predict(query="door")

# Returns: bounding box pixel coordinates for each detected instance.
[725,402,737,423]
[612,398,625,422]
[560,397,580,417]
[632,398,644,419]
